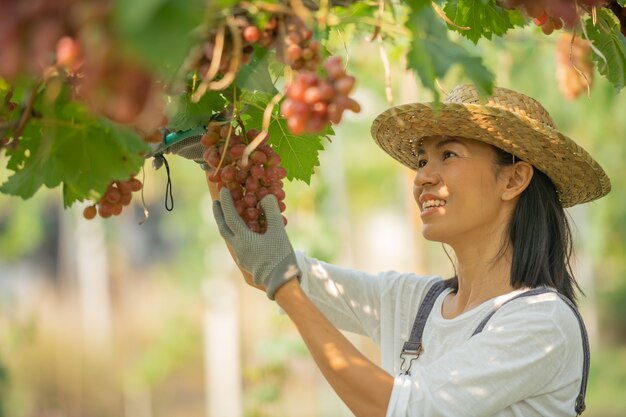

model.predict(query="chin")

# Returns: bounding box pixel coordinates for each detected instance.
[421,226,448,243]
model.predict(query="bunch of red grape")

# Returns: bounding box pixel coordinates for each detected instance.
[281,56,361,135]
[83,177,143,220]
[71,40,164,133]
[555,33,594,100]
[201,121,288,233]
[276,15,321,71]
[499,0,610,33]
[0,0,80,81]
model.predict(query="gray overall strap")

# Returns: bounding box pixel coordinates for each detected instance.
[399,279,448,375]
[471,287,589,416]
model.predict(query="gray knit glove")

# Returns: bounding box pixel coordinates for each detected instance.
[147,132,209,170]
[212,187,300,300]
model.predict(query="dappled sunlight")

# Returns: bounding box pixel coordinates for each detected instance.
[324,342,350,371]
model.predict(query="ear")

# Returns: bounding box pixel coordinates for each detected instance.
[501,162,534,202]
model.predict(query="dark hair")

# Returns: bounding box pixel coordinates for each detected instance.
[446,146,581,306]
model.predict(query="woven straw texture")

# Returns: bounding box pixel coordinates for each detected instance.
[370,84,611,207]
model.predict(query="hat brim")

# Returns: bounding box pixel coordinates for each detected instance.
[370,102,611,208]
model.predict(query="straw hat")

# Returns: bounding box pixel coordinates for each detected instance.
[370,84,611,207]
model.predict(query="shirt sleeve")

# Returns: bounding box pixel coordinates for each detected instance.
[295,250,387,339]
[385,292,584,417]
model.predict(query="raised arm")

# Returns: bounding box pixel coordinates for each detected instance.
[210,184,394,417]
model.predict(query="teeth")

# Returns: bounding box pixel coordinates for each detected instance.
[423,199,446,209]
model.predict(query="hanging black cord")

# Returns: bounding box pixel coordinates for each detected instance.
[160,154,174,211]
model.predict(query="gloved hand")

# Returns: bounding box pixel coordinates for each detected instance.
[212,187,300,300]
[148,129,209,170]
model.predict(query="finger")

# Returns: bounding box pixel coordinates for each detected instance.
[219,187,248,233]
[259,194,283,230]
[212,200,234,241]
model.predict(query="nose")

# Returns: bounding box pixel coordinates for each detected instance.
[413,162,440,189]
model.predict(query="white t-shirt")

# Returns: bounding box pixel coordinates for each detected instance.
[295,251,585,417]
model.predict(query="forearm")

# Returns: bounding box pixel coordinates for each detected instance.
[275,279,394,417]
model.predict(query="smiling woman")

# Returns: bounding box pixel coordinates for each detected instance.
[167,84,610,417]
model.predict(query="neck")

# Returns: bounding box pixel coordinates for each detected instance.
[445,221,517,315]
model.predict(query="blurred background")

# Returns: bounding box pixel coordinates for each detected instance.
[1,25,626,417]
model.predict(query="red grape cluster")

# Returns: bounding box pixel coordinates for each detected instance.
[83,177,143,220]
[201,121,288,233]
[72,40,164,133]
[555,33,594,100]
[281,56,361,135]
[0,0,79,81]
[277,15,321,71]
[500,0,609,33]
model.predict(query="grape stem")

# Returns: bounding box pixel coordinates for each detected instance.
[191,24,226,102]
[237,1,295,15]
[567,28,592,98]
[431,1,470,30]
[288,0,314,25]
[378,41,394,106]
[242,91,284,166]
[366,0,384,42]
[6,88,37,150]
[208,17,243,91]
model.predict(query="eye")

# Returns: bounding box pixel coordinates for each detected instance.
[442,150,457,160]
[417,158,427,168]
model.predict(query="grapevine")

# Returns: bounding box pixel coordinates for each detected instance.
[1,0,625,219]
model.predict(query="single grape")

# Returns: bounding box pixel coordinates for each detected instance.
[83,205,97,219]
[243,25,261,43]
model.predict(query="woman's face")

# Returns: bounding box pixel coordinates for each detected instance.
[413,136,510,245]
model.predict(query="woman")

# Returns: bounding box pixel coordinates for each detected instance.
[196,85,610,416]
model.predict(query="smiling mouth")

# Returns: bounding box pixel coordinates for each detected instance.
[422,199,446,211]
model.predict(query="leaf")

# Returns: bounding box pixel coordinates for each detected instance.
[167,91,227,131]
[1,98,148,207]
[239,91,329,184]
[111,0,206,78]
[268,117,326,184]
[442,0,520,43]
[235,47,279,94]
[405,5,494,100]
[586,9,626,92]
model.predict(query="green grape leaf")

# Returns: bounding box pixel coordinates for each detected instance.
[235,47,279,94]
[405,5,493,100]
[617,0,625,6]
[111,0,206,78]
[239,91,329,184]
[586,9,626,92]
[167,91,227,131]
[268,117,327,184]
[1,97,148,207]
[442,0,521,43]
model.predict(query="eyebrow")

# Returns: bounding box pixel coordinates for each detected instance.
[416,137,467,156]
